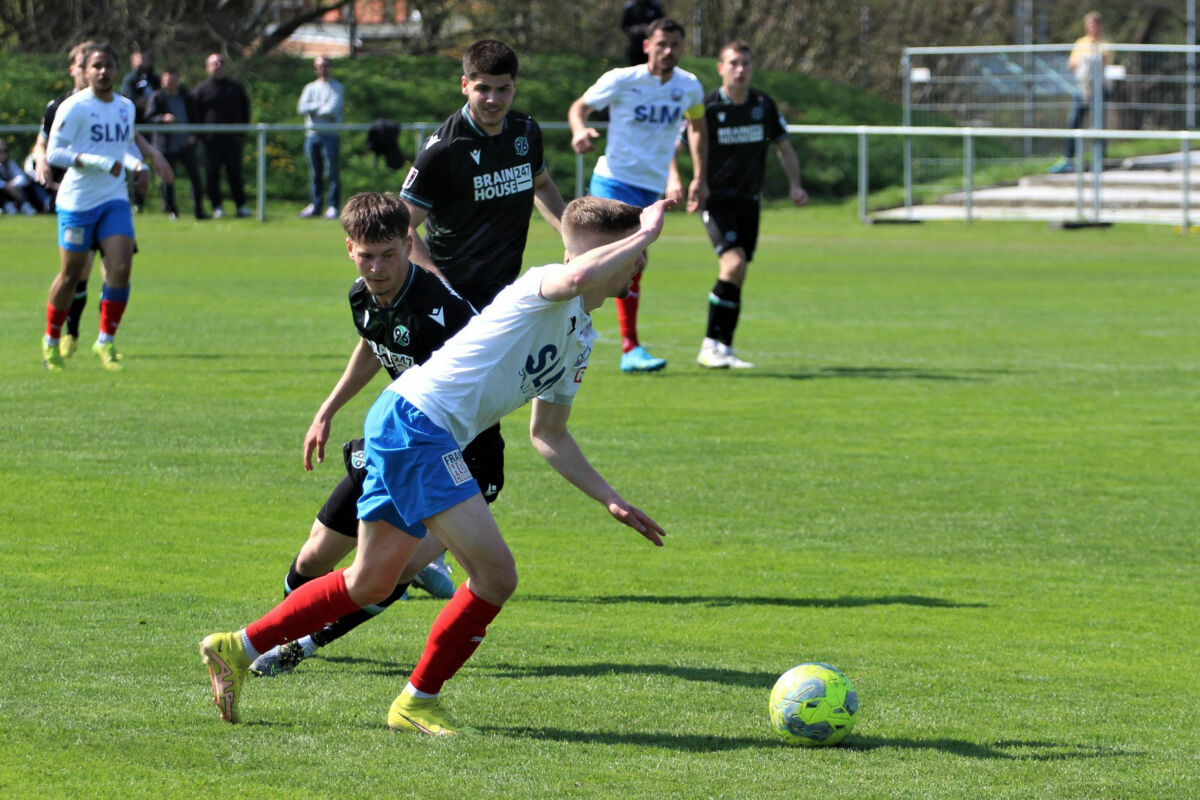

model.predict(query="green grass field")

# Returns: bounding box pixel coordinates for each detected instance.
[1,204,1197,799]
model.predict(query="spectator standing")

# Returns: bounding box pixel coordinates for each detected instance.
[1050,11,1113,173]
[621,0,666,65]
[297,56,345,219]
[147,68,208,220]
[193,53,251,218]
[0,140,40,215]
[569,18,707,373]
[119,50,160,213]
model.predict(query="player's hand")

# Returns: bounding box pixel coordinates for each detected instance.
[34,155,53,186]
[607,499,666,546]
[303,417,331,471]
[791,185,810,207]
[162,113,176,123]
[109,161,123,177]
[686,178,707,214]
[132,168,151,194]
[639,198,674,240]
[664,174,684,205]
[571,127,600,155]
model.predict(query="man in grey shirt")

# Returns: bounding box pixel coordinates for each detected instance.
[297,56,345,219]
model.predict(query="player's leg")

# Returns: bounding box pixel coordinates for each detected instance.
[43,207,100,370]
[388,494,513,735]
[92,207,135,372]
[61,251,95,359]
[698,203,757,369]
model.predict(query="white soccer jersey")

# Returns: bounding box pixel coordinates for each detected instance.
[583,64,705,193]
[390,267,596,447]
[46,88,139,211]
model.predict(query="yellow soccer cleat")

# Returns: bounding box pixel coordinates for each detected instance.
[60,333,78,358]
[387,692,474,736]
[92,340,123,371]
[43,339,64,372]
[200,632,250,723]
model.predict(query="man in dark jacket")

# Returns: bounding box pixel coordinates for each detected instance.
[192,53,251,218]
[147,68,207,220]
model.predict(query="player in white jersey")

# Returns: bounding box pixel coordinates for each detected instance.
[200,196,672,733]
[569,18,707,373]
[42,44,149,372]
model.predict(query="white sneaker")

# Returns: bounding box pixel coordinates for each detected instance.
[696,337,729,369]
[323,206,339,219]
[298,203,316,218]
[718,342,754,369]
[19,201,36,215]
[2,201,16,215]
[212,207,225,218]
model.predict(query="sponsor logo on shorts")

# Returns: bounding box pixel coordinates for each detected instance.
[442,450,473,485]
[64,227,85,245]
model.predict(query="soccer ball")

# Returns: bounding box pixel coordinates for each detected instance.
[768,662,858,746]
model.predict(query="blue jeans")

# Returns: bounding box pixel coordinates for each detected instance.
[305,133,341,210]
[1063,92,1108,160]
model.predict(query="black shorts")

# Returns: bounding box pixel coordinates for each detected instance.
[702,200,760,262]
[315,423,506,538]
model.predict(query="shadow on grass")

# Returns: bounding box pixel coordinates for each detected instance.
[519,594,987,609]
[481,661,778,688]
[496,727,1127,759]
[741,366,1013,382]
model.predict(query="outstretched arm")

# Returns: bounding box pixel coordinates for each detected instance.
[304,338,382,470]
[530,398,665,546]
[539,199,673,302]
[568,97,601,155]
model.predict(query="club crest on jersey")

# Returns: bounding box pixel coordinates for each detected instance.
[514,136,529,156]
[350,449,367,470]
[119,107,130,123]
[717,111,726,122]
[393,324,410,345]
[671,88,683,102]
[751,106,764,121]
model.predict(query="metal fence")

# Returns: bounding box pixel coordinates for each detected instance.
[901,44,1200,211]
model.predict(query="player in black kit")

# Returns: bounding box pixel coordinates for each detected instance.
[670,41,808,370]
[400,39,565,311]
[250,192,503,677]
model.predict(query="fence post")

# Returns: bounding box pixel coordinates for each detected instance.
[902,51,913,220]
[858,129,868,223]
[1183,134,1192,234]
[256,125,267,222]
[576,152,585,199]
[963,129,974,224]
[1074,132,1085,220]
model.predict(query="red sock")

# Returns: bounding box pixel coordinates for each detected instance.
[616,271,642,353]
[244,568,361,653]
[409,584,502,695]
[45,303,70,340]
[98,299,127,336]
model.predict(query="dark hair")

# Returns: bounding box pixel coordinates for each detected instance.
[463,40,519,79]
[85,43,120,68]
[562,196,641,247]
[340,192,411,243]
[68,40,98,68]
[647,18,685,39]
[720,40,752,59]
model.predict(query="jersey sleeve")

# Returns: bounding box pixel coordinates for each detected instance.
[765,96,789,143]
[41,97,59,139]
[581,69,624,112]
[46,99,83,168]
[400,136,446,210]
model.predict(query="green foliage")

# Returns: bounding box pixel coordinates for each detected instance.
[0,50,903,200]
[2,206,1200,798]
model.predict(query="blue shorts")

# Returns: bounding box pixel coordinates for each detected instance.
[357,392,481,539]
[588,174,660,209]
[58,199,135,252]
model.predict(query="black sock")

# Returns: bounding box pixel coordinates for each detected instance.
[284,557,317,596]
[706,280,741,346]
[66,280,88,338]
[311,581,411,648]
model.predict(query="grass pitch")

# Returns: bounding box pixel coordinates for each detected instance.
[0,204,1197,799]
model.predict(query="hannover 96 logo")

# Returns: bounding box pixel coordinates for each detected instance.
[514,136,529,156]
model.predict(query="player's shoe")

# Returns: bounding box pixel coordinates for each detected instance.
[298,203,316,218]
[718,342,754,369]
[411,554,455,599]
[92,340,123,371]
[199,632,251,723]
[323,206,339,219]
[696,337,729,369]
[60,334,78,358]
[387,693,474,735]
[212,207,225,218]
[43,339,64,372]
[620,345,667,373]
[249,640,310,678]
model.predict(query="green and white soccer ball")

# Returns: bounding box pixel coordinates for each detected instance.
[768,662,858,746]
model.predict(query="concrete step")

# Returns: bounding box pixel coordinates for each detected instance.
[941,184,1197,209]
[1020,171,1200,190]
[873,204,1195,226]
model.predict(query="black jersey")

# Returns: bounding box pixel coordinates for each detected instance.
[400,105,546,308]
[703,87,789,203]
[41,91,75,184]
[349,265,476,379]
